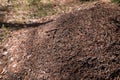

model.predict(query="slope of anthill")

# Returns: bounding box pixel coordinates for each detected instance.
[0,3,120,80]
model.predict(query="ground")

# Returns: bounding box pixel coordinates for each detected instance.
[0,0,120,80]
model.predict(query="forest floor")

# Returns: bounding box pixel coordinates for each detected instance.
[0,0,120,80]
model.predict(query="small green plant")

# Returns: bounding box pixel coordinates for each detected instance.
[112,0,120,3]
[28,0,56,17]
[0,24,9,45]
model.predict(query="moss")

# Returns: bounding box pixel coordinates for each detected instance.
[112,0,120,3]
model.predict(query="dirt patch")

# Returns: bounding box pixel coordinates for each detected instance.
[0,3,120,80]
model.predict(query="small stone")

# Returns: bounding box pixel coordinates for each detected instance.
[10,57,14,62]
[78,8,81,10]
[27,55,32,59]
[2,51,8,55]
[0,61,3,65]
[12,64,17,68]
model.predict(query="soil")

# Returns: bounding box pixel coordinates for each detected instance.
[0,2,120,80]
